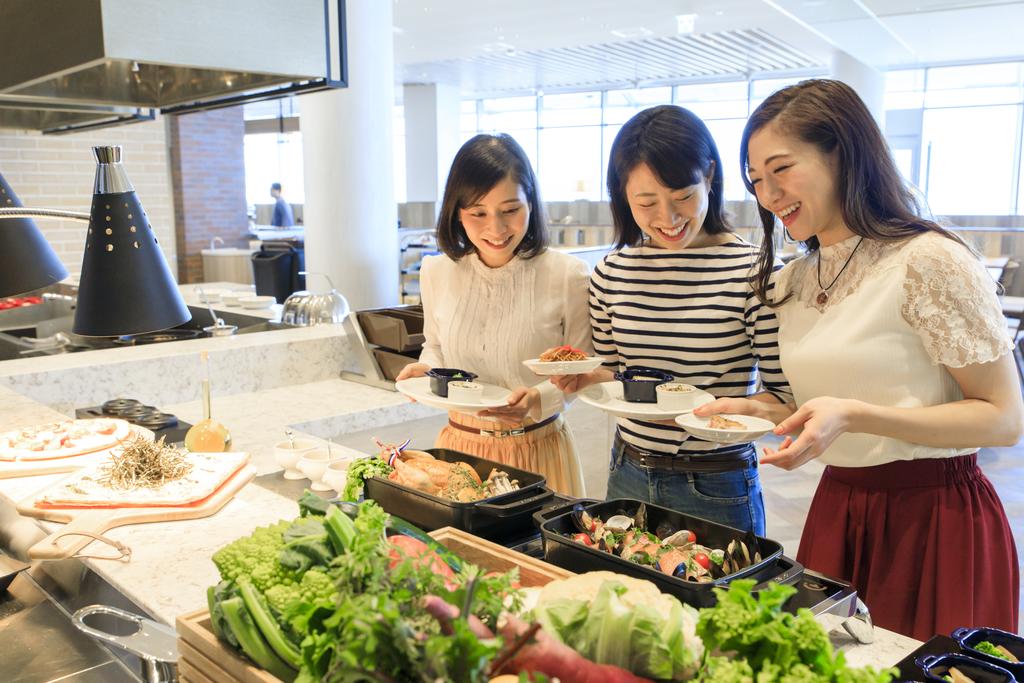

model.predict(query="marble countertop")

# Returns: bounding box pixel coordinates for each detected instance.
[0,375,922,667]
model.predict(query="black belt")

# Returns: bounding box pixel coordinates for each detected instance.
[448,413,559,438]
[615,433,754,473]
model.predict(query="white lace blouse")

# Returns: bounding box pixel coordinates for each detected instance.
[775,231,1013,467]
[418,249,593,421]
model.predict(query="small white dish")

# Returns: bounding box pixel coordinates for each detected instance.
[321,459,353,497]
[395,377,512,415]
[239,295,276,310]
[447,380,484,404]
[196,288,229,304]
[578,381,714,420]
[522,356,603,376]
[297,448,341,491]
[273,437,318,480]
[656,382,699,410]
[220,291,247,307]
[674,412,776,444]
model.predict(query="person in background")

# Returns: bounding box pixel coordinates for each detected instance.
[552,105,792,533]
[396,134,592,496]
[270,182,295,228]
[699,78,1021,639]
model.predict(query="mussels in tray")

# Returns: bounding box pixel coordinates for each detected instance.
[566,502,761,582]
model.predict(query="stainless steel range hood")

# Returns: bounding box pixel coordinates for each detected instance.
[0,0,346,134]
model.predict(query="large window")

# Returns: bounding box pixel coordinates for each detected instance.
[887,62,1024,215]
[243,132,305,208]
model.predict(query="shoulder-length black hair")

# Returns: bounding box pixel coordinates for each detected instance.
[607,105,731,249]
[740,78,969,305]
[435,133,548,260]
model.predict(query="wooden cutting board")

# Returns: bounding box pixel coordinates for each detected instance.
[17,460,255,560]
[0,425,155,480]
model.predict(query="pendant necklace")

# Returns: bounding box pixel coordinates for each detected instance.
[816,237,864,305]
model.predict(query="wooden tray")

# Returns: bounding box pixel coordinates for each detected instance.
[17,459,254,560]
[176,526,574,683]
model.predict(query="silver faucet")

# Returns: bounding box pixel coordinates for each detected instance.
[209,236,224,250]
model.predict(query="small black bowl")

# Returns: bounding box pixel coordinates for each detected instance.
[916,653,1017,682]
[426,368,478,398]
[614,367,674,403]
[953,627,1024,677]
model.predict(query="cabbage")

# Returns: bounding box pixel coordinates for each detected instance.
[531,571,702,680]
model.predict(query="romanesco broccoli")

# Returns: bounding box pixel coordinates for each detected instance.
[212,520,299,594]
[264,567,337,613]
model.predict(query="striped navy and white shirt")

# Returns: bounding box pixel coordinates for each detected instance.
[590,238,792,457]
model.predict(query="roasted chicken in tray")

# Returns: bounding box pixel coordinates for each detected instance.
[382,444,519,502]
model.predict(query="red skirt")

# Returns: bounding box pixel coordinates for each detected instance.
[797,454,1019,641]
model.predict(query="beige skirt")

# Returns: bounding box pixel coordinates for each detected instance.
[436,412,585,497]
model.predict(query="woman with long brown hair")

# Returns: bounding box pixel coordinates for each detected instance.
[697,78,1022,639]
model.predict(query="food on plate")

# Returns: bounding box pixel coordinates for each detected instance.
[659,383,695,392]
[447,380,484,403]
[426,367,479,397]
[0,418,132,461]
[975,640,1020,662]
[565,502,761,582]
[33,448,248,508]
[708,414,746,430]
[945,668,976,683]
[539,344,589,362]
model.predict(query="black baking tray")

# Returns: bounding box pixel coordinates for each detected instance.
[364,448,554,538]
[535,497,786,608]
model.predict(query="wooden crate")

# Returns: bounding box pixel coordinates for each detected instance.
[176,526,573,682]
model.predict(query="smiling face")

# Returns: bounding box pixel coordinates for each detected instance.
[458,175,530,267]
[624,162,715,250]
[745,123,853,247]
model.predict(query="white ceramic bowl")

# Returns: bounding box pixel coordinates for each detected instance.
[656,382,699,411]
[196,288,229,304]
[447,380,484,404]
[321,458,353,496]
[297,448,341,491]
[220,291,247,307]
[239,295,276,310]
[273,437,318,480]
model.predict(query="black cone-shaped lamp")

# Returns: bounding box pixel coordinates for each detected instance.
[0,173,69,296]
[73,146,190,336]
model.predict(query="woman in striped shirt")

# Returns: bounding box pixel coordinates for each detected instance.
[554,105,792,533]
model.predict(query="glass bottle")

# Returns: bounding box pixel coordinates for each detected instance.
[184,352,231,452]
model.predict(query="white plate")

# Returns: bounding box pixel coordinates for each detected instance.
[674,412,776,443]
[239,295,276,310]
[578,381,714,420]
[522,356,603,376]
[395,377,513,414]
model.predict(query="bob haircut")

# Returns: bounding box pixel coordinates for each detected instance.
[435,133,548,260]
[607,105,731,249]
[740,78,968,306]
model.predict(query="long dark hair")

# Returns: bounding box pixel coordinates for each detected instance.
[435,133,548,260]
[740,78,968,305]
[607,105,731,249]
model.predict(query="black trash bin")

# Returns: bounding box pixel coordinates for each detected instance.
[251,241,306,303]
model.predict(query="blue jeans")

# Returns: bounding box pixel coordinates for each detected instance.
[606,436,766,535]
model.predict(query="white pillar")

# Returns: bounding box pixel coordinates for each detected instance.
[301,0,397,310]
[830,50,886,129]
[403,83,462,203]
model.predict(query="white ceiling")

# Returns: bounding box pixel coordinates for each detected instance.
[392,0,1024,95]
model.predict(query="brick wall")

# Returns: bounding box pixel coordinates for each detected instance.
[167,107,248,284]
[0,119,176,277]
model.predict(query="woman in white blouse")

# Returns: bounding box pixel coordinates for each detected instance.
[396,134,592,496]
[699,79,1022,640]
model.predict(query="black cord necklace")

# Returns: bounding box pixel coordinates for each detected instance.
[815,237,864,305]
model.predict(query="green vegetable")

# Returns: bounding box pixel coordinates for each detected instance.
[324,505,356,555]
[220,594,297,681]
[975,640,1014,661]
[212,519,298,594]
[339,456,393,501]
[239,579,302,668]
[696,580,897,682]
[532,574,700,680]
[279,517,333,572]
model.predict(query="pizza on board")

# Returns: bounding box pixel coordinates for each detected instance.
[33,450,250,509]
[0,419,134,462]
